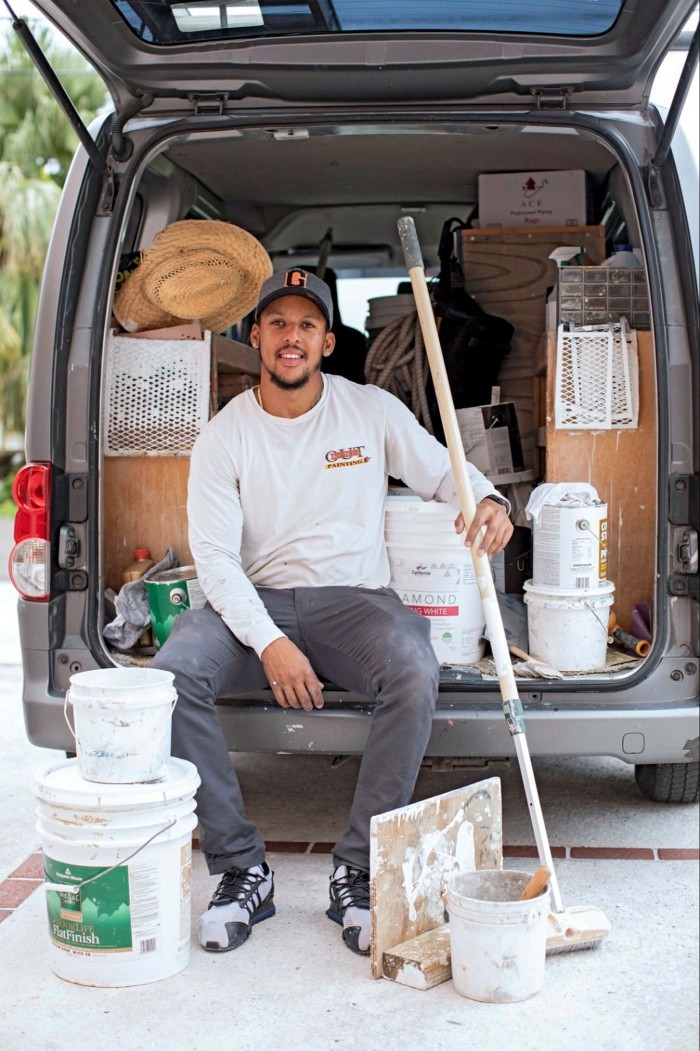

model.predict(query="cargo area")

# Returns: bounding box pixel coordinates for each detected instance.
[100,121,657,684]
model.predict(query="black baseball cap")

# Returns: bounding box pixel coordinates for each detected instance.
[255,268,333,327]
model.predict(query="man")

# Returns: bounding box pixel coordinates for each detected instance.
[152,268,512,957]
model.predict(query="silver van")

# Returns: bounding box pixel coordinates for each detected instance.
[10,0,699,801]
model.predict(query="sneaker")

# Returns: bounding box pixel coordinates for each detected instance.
[326,864,371,956]
[197,862,275,952]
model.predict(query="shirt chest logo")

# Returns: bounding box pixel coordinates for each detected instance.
[324,445,372,469]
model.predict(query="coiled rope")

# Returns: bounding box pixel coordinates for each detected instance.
[364,311,434,434]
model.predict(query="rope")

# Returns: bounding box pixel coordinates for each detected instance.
[364,311,434,434]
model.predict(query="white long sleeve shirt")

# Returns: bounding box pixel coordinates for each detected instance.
[187,376,503,656]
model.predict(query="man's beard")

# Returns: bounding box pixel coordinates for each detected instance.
[267,360,320,391]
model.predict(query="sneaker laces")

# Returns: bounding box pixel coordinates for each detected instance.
[331,865,370,911]
[210,865,268,909]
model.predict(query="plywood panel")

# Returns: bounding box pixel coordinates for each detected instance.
[103,456,191,591]
[369,778,502,979]
[460,226,606,469]
[545,331,656,632]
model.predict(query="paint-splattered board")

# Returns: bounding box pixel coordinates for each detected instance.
[369,778,502,979]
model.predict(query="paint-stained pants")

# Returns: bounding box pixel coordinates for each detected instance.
[152,586,438,874]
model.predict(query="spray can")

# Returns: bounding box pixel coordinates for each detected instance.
[123,548,156,647]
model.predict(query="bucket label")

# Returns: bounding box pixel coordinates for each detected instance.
[44,856,132,953]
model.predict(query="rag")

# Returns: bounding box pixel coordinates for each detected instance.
[103,548,179,651]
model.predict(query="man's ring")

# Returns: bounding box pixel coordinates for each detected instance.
[271,681,278,686]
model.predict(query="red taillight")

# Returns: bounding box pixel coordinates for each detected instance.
[9,463,52,601]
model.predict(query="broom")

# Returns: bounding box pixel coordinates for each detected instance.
[397,216,609,953]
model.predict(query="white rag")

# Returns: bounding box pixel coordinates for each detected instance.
[525,482,600,526]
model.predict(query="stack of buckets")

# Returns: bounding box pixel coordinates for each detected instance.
[35,668,199,986]
[384,493,485,665]
[524,486,614,672]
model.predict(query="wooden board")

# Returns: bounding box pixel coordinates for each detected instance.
[545,330,656,632]
[382,924,451,990]
[103,456,191,592]
[369,777,502,979]
[460,226,606,470]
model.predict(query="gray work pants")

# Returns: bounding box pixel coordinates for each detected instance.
[152,586,439,874]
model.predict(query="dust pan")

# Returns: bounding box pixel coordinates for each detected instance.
[398,216,610,955]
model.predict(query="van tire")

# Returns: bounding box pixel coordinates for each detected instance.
[634,762,699,803]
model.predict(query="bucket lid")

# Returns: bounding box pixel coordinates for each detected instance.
[524,578,615,600]
[34,757,200,809]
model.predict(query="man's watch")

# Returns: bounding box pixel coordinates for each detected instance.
[484,494,509,510]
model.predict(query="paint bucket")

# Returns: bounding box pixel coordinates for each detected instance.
[65,667,177,783]
[144,566,207,649]
[35,757,200,987]
[384,498,485,665]
[446,869,550,1003]
[524,579,615,671]
[532,499,608,591]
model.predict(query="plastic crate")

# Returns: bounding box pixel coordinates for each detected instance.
[554,321,639,430]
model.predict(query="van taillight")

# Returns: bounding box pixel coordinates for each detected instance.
[9,462,51,601]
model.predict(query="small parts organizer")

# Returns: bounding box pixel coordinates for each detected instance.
[554,320,639,430]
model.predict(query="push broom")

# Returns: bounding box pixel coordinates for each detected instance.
[397,216,609,953]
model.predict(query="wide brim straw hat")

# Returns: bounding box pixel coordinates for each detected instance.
[113,220,273,333]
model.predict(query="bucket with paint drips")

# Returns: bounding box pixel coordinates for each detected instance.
[65,667,177,783]
[446,869,550,1003]
[36,757,200,986]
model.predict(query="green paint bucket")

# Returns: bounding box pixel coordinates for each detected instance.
[144,566,206,650]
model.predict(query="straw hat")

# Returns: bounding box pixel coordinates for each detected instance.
[113,220,272,333]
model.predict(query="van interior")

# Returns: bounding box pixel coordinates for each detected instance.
[102,119,657,681]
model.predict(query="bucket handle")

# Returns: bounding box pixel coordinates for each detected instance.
[63,686,178,742]
[42,814,178,897]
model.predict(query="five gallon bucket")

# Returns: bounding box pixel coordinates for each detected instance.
[35,757,200,986]
[524,579,615,671]
[446,869,550,1003]
[66,668,177,783]
[385,497,485,664]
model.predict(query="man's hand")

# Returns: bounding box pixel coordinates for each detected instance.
[455,498,514,557]
[260,637,325,711]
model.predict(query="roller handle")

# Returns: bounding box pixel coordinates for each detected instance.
[612,627,651,658]
[519,866,551,901]
[397,216,425,271]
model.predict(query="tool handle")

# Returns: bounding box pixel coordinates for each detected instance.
[519,866,551,900]
[509,645,533,663]
[612,627,651,657]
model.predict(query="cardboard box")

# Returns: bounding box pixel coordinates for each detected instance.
[457,402,525,479]
[478,170,589,229]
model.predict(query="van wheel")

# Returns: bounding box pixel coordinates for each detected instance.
[634,762,699,803]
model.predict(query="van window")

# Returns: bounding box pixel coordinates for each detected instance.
[111,0,625,44]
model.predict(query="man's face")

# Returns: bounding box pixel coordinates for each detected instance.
[251,294,335,391]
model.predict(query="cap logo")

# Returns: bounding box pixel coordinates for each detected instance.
[285,270,308,288]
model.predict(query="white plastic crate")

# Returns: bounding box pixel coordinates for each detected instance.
[103,334,211,456]
[554,320,638,430]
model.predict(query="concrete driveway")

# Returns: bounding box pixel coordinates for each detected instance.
[0,581,698,1051]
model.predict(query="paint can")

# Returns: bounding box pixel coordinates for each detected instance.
[524,579,615,671]
[532,499,608,591]
[384,498,485,664]
[35,757,200,987]
[446,869,550,1003]
[65,667,177,783]
[144,566,207,649]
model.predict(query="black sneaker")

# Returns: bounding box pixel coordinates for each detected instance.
[326,864,371,956]
[197,862,275,952]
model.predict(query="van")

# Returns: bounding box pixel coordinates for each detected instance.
[10,0,699,802]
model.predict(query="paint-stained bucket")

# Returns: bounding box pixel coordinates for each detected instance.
[144,566,206,649]
[524,579,614,671]
[384,498,485,665]
[66,667,177,783]
[446,869,550,1003]
[35,757,200,986]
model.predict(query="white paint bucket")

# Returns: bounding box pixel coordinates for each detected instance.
[524,579,615,671]
[384,499,485,665]
[65,668,177,783]
[35,757,199,987]
[532,500,608,591]
[446,869,550,1003]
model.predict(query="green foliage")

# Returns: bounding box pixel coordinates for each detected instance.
[0,19,107,445]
